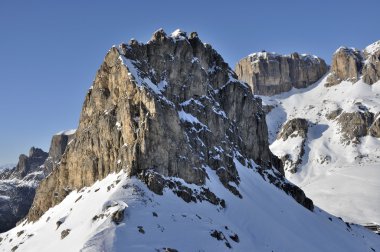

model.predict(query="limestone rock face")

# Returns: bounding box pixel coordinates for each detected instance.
[27,29,314,222]
[326,41,380,86]
[235,52,328,95]
[326,47,363,86]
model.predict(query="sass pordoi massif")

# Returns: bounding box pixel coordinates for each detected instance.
[0,29,379,252]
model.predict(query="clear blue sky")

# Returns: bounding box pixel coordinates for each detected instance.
[0,0,379,164]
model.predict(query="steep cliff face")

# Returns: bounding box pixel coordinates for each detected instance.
[326,40,380,86]
[235,52,328,95]
[27,29,313,222]
[0,131,75,233]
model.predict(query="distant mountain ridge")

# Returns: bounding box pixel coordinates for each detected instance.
[0,130,75,233]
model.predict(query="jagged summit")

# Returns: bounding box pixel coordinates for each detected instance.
[149,28,200,43]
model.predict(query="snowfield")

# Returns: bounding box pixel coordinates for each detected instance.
[264,76,380,225]
[1,159,379,252]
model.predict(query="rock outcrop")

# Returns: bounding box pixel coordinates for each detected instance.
[335,108,380,143]
[277,118,309,141]
[337,111,373,143]
[27,29,313,222]
[326,40,380,86]
[275,118,308,174]
[235,52,328,95]
[0,130,74,233]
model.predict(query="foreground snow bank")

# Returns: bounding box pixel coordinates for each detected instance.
[1,160,379,252]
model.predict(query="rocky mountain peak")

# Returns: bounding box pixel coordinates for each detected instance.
[26,29,313,222]
[235,51,328,95]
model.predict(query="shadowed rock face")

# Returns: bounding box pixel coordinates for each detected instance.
[326,41,380,86]
[27,29,313,222]
[235,52,328,96]
[44,131,76,175]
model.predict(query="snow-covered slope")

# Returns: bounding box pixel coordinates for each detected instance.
[1,159,379,252]
[264,76,380,225]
